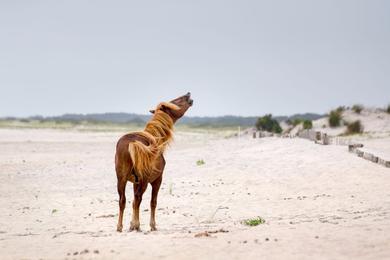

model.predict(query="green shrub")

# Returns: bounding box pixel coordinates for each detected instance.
[255,114,282,133]
[292,118,302,127]
[387,104,390,114]
[328,110,342,127]
[345,120,363,135]
[303,120,313,129]
[352,104,363,114]
[336,106,346,113]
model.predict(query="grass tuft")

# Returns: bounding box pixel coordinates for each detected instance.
[196,159,205,166]
[242,216,266,226]
[168,183,173,195]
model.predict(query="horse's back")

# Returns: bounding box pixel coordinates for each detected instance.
[115,132,165,183]
[115,132,157,180]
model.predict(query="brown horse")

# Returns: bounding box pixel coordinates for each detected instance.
[115,92,193,232]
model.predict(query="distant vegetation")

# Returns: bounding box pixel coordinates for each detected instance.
[345,120,363,135]
[352,104,364,114]
[287,118,303,127]
[286,118,312,130]
[292,119,302,126]
[255,114,282,134]
[1,112,324,130]
[303,120,313,130]
[387,104,390,114]
[328,110,342,127]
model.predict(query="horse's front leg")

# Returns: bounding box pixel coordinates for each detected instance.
[150,175,162,231]
[130,181,147,231]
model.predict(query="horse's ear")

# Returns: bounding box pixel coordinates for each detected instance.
[153,102,179,114]
[159,102,180,111]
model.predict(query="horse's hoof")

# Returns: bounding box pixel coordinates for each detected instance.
[129,227,140,232]
[117,226,123,232]
[150,226,157,231]
[129,225,140,232]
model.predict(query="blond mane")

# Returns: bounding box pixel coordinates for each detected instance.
[128,103,177,181]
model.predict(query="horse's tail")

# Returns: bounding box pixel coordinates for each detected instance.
[128,140,159,182]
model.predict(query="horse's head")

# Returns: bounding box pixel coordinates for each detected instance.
[150,92,193,122]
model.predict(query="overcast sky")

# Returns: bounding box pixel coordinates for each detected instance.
[1,0,389,117]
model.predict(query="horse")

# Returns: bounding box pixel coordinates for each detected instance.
[115,92,193,232]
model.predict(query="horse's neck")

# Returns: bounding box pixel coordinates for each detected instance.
[144,116,173,149]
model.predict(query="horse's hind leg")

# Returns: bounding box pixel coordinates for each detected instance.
[116,175,127,232]
[150,175,162,231]
[130,181,148,231]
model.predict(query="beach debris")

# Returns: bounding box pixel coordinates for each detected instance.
[96,214,115,218]
[80,249,89,254]
[194,231,211,238]
[207,228,229,234]
[194,228,228,238]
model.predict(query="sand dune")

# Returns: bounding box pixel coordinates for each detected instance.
[311,108,390,136]
[0,128,390,259]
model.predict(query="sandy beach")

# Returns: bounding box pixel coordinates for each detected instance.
[1,128,390,260]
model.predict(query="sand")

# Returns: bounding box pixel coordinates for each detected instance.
[1,128,390,260]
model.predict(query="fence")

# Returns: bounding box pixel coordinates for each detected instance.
[250,128,389,168]
[296,130,390,168]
